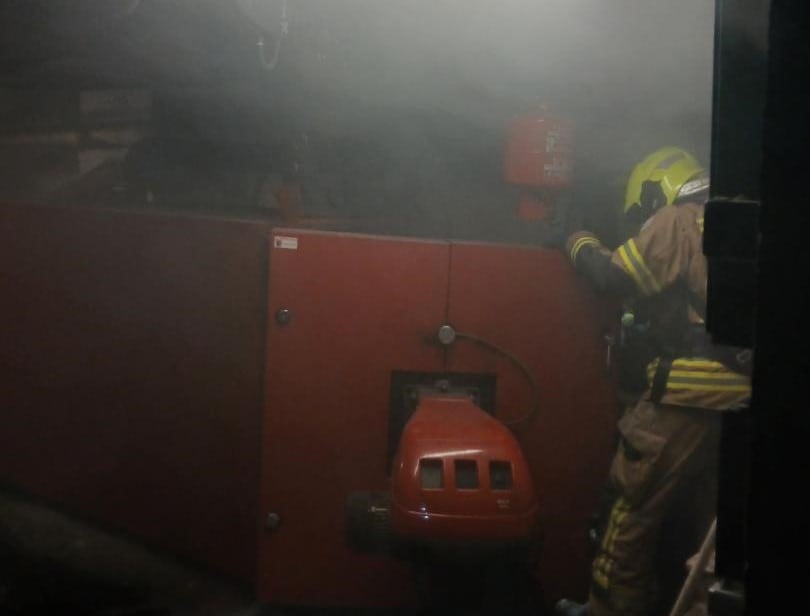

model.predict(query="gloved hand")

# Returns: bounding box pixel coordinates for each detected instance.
[565,230,602,264]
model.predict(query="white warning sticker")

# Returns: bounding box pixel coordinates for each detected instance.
[273,235,299,250]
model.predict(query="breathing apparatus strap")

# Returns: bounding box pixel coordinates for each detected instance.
[649,357,673,404]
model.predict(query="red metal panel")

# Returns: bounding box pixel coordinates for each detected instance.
[0,203,268,582]
[259,229,450,607]
[445,242,617,605]
[1,205,617,607]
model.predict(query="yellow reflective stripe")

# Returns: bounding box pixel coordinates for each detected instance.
[626,239,662,293]
[570,236,601,262]
[617,244,651,295]
[668,370,749,381]
[593,570,610,590]
[646,357,660,380]
[599,498,629,589]
[671,358,728,370]
[603,499,628,551]
[697,217,705,234]
[646,357,750,393]
[650,357,745,374]
[593,536,612,588]
[665,382,751,392]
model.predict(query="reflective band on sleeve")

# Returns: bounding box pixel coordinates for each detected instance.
[696,217,704,234]
[570,235,601,262]
[617,241,654,295]
[626,239,662,293]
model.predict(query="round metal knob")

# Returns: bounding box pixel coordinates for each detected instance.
[265,512,282,531]
[437,324,456,346]
[275,308,291,327]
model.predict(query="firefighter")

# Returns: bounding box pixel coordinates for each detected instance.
[554,148,751,616]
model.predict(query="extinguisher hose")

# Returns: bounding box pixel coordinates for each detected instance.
[454,332,540,428]
[255,0,289,71]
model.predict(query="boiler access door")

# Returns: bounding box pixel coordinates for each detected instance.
[259,229,449,607]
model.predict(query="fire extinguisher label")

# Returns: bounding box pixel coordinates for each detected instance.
[273,235,299,250]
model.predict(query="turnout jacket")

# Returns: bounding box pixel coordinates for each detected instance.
[566,201,750,411]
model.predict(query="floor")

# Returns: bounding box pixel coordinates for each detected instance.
[0,491,534,615]
[0,490,258,615]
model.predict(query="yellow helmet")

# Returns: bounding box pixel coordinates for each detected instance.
[624,147,708,214]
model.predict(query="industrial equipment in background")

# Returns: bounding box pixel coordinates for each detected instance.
[78,89,151,176]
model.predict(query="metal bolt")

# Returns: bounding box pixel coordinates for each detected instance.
[275,308,291,327]
[265,512,281,531]
[437,324,456,346]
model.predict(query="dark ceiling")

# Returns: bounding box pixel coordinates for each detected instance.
[0,0,269,89]
[0,0,718,238]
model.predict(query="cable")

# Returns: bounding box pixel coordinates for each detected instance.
[257,35,283,71]
[255,0,289,72]
[454,331,540,428]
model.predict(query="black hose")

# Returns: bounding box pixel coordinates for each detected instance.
[454,332,540,428]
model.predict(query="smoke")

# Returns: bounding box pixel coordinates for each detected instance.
[275,1,714,142]
[257,0,716,240]
[0,0,718,242]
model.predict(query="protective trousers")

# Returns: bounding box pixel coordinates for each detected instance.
[589,399,720,616]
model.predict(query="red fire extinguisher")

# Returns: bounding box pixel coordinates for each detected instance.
[503,107,573,222]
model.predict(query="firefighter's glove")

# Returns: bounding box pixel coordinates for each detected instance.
[566,231,602,266]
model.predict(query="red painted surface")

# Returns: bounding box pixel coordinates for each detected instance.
[0,203,268,582]
[259,229,449,607]
[0,206,616,609]
[445,242,618,603]
[259,230,616,608]
[391,396,538,543]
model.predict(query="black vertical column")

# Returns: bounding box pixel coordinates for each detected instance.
[746,2,810,613]
[707,0,769,587]
[711,0,769,202]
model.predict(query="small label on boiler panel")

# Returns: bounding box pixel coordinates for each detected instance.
[273,236,299,250]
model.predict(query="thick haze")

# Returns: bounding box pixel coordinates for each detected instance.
[268,0,715,163]
[247,0,716,239]
[0,0,718,241]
